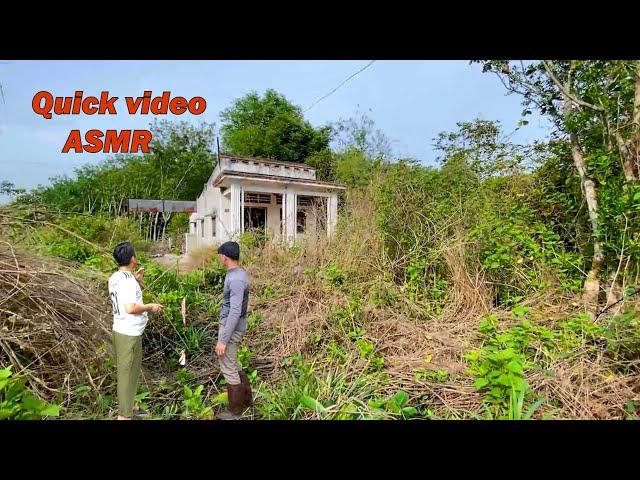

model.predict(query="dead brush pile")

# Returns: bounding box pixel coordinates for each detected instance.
[0,241,111,401]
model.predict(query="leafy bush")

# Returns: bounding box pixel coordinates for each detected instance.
[0,366,61,420]
[603,308,640,364]
[468,199,583,305]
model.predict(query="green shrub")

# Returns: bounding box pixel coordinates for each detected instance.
[0,366,61,420]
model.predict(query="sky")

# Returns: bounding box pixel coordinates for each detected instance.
[0,60,553,204]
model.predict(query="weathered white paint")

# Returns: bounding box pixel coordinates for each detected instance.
[284,189,297,244]
[230,182,242,238]
[186,154,344,252]
[211,154,316,182]
[328,193,338,237]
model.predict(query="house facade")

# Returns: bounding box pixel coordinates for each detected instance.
[185,154,345,252]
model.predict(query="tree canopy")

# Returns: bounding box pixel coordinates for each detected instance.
[219,89,331,163]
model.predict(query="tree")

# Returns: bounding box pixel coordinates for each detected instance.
[29,120,215,243]
[433,118,541,179]
[332,110,392,161]
[0,181,26,198]
[479,60,640,309]
[313,111,393,186]
[219,89,331,163]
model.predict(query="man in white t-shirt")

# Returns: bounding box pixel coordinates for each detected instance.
[108,242,163,420]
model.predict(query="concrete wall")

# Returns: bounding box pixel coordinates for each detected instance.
[211,155,316,182]
[187,170,339,252]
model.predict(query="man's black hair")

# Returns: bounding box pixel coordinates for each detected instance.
[217,241,240,261]
[113,242,136,266]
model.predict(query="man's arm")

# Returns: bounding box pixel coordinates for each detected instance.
[218,279,245,345]
[120,276,163,315]
[125,302,162,315]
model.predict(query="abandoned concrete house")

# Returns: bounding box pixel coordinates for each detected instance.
[185,154,345,252]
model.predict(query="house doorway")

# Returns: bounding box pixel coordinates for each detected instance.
[244,207,266,232]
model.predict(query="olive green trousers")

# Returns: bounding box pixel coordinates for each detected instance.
[113,331,142,418]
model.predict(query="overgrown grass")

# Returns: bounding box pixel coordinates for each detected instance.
[3,161,639,420]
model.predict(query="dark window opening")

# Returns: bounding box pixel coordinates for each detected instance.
[298,196,313,206]
[244,207,267,232]
[297,210,306,234]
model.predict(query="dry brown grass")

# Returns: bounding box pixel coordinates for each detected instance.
[2,190,639,420]
[0,242,111,401]
[237,189,640,419]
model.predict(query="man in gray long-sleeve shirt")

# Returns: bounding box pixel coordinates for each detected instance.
[215,241,251,420]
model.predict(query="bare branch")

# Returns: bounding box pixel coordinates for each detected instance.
[542,60,605,112]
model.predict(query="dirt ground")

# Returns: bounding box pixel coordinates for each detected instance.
[149,253,203,273]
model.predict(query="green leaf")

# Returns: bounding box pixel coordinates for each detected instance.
[402,407,417,417]
[488,387,503,398]
[474,377,489,389]
[384,400,400,413]
[0,408,17,419]
[300,395,327,414]
[506,360,523,374]
[524,397,547,420]
[134,390,150,402]
[40,404,61,417]
[22,395,43,411]
[75,385,91,395]
[183,385,192,398]
[497,374,513,387]
[393,391,409,407]
[512,306,530,317]
[213,391,228,405]
[464,351,480,361]
[0,366,12,379]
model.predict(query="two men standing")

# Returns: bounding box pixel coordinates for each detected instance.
[108,240,252,420]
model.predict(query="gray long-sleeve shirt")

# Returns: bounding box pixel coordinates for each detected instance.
[218,267,249,345]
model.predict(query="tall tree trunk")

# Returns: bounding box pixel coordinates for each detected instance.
[152,211,159,241]
[615,60,640,182]
[570,134,603,306]
[161,212,172,244]
[632,59,640,179]
[562,62,603,308]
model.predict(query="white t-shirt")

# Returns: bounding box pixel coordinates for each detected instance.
[108,270,148,336]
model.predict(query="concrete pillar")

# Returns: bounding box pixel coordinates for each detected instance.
[327,192,338,237]
[217,188,227,242]
[230,182,242,240]
[284,188,297,244]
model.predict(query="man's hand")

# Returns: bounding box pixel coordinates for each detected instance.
[135,268,145,282]
[147,303,164,315]
[215,342,226,357]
